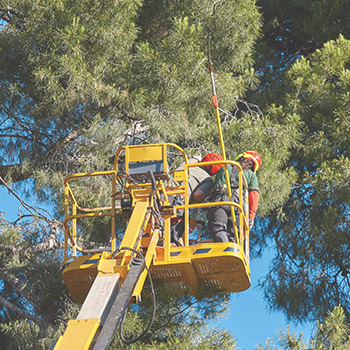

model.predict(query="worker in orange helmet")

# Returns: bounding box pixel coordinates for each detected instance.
[171,152,224,245]
[208,151,262,242]
[190,152,224,203]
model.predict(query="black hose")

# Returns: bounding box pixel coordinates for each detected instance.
[112,247,157,344]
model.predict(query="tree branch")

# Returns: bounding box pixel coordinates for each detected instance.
[0,133,46,146]
[109,121,149,163]
[0,177,47,218]
[0,6,25,30]
[0,295,52,328]
[0,244,17,255]
[0,164,34,183]
[24,228,64,255]
[0,130,80,184]
[0,268,41,306]
[0,118,149,184]
[46,130,81,154]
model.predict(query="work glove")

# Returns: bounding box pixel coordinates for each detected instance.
[249,218,254,229]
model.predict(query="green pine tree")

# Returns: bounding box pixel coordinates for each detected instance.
[0,0,287,348]
[258,306,350,350]
[258,35,350,322]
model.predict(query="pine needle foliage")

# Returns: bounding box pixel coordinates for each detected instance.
[258,306,350,350]
[0,0,269,348]
[260,35,350,322]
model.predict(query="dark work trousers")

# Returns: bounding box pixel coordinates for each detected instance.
[208,193,239,242]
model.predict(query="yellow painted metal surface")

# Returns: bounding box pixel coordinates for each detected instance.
[118,200,149,257]
[62,241,250,303]
[59,142,252,349]
[114,143,187,171]
[54,318,100,350]
[62,143,252,300]
[132,228,160,298]
[62,254,101,304]
[97,253,117,274]
[151,242,250,295]
[128,144,164,162]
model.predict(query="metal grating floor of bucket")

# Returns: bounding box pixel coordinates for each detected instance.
[150,266,185,280]
[193,256,242,276]
[203,275,249,292]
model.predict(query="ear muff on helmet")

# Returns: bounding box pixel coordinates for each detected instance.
[192,155,202,162]
[235,151,262,172]
[201,153,224,175]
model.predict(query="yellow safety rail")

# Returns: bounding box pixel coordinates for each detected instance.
[63,170,118,259]
[57,143,251,350]
[63,144,250,266]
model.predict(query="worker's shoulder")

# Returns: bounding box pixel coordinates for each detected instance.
[243,169,259,191]
[189,166,209,177]
[216,163,234,176]
[243,169,257,180]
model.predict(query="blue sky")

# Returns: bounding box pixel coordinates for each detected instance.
[0,186,314,349]
[215,249,314,349]
[1,186,20,219]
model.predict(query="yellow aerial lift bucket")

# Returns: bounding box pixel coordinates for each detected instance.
[62,143,250,304]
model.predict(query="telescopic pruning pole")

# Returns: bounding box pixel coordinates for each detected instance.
[209,66,226,161]
[208,66,239,242]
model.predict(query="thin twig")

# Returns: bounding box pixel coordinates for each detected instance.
[0,176,49,220]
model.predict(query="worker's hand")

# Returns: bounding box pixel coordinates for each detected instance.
[249,218,254,229]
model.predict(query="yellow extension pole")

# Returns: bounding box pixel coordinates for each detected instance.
[209,66,239,243]
[209,66,226,161]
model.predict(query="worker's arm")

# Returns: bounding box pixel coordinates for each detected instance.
[248,190,259,227]
[190,178,213,204]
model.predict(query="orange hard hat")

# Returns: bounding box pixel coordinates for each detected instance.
[235,151,262,172]
[201,153,224,175]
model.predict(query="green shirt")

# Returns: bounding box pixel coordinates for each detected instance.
[213,164,259,193]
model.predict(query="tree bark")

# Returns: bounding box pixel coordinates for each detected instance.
[0,295,52,328]
[0,268,41,306]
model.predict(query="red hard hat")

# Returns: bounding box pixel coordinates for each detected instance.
[201,153,224,175]
[235,151,262,172]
